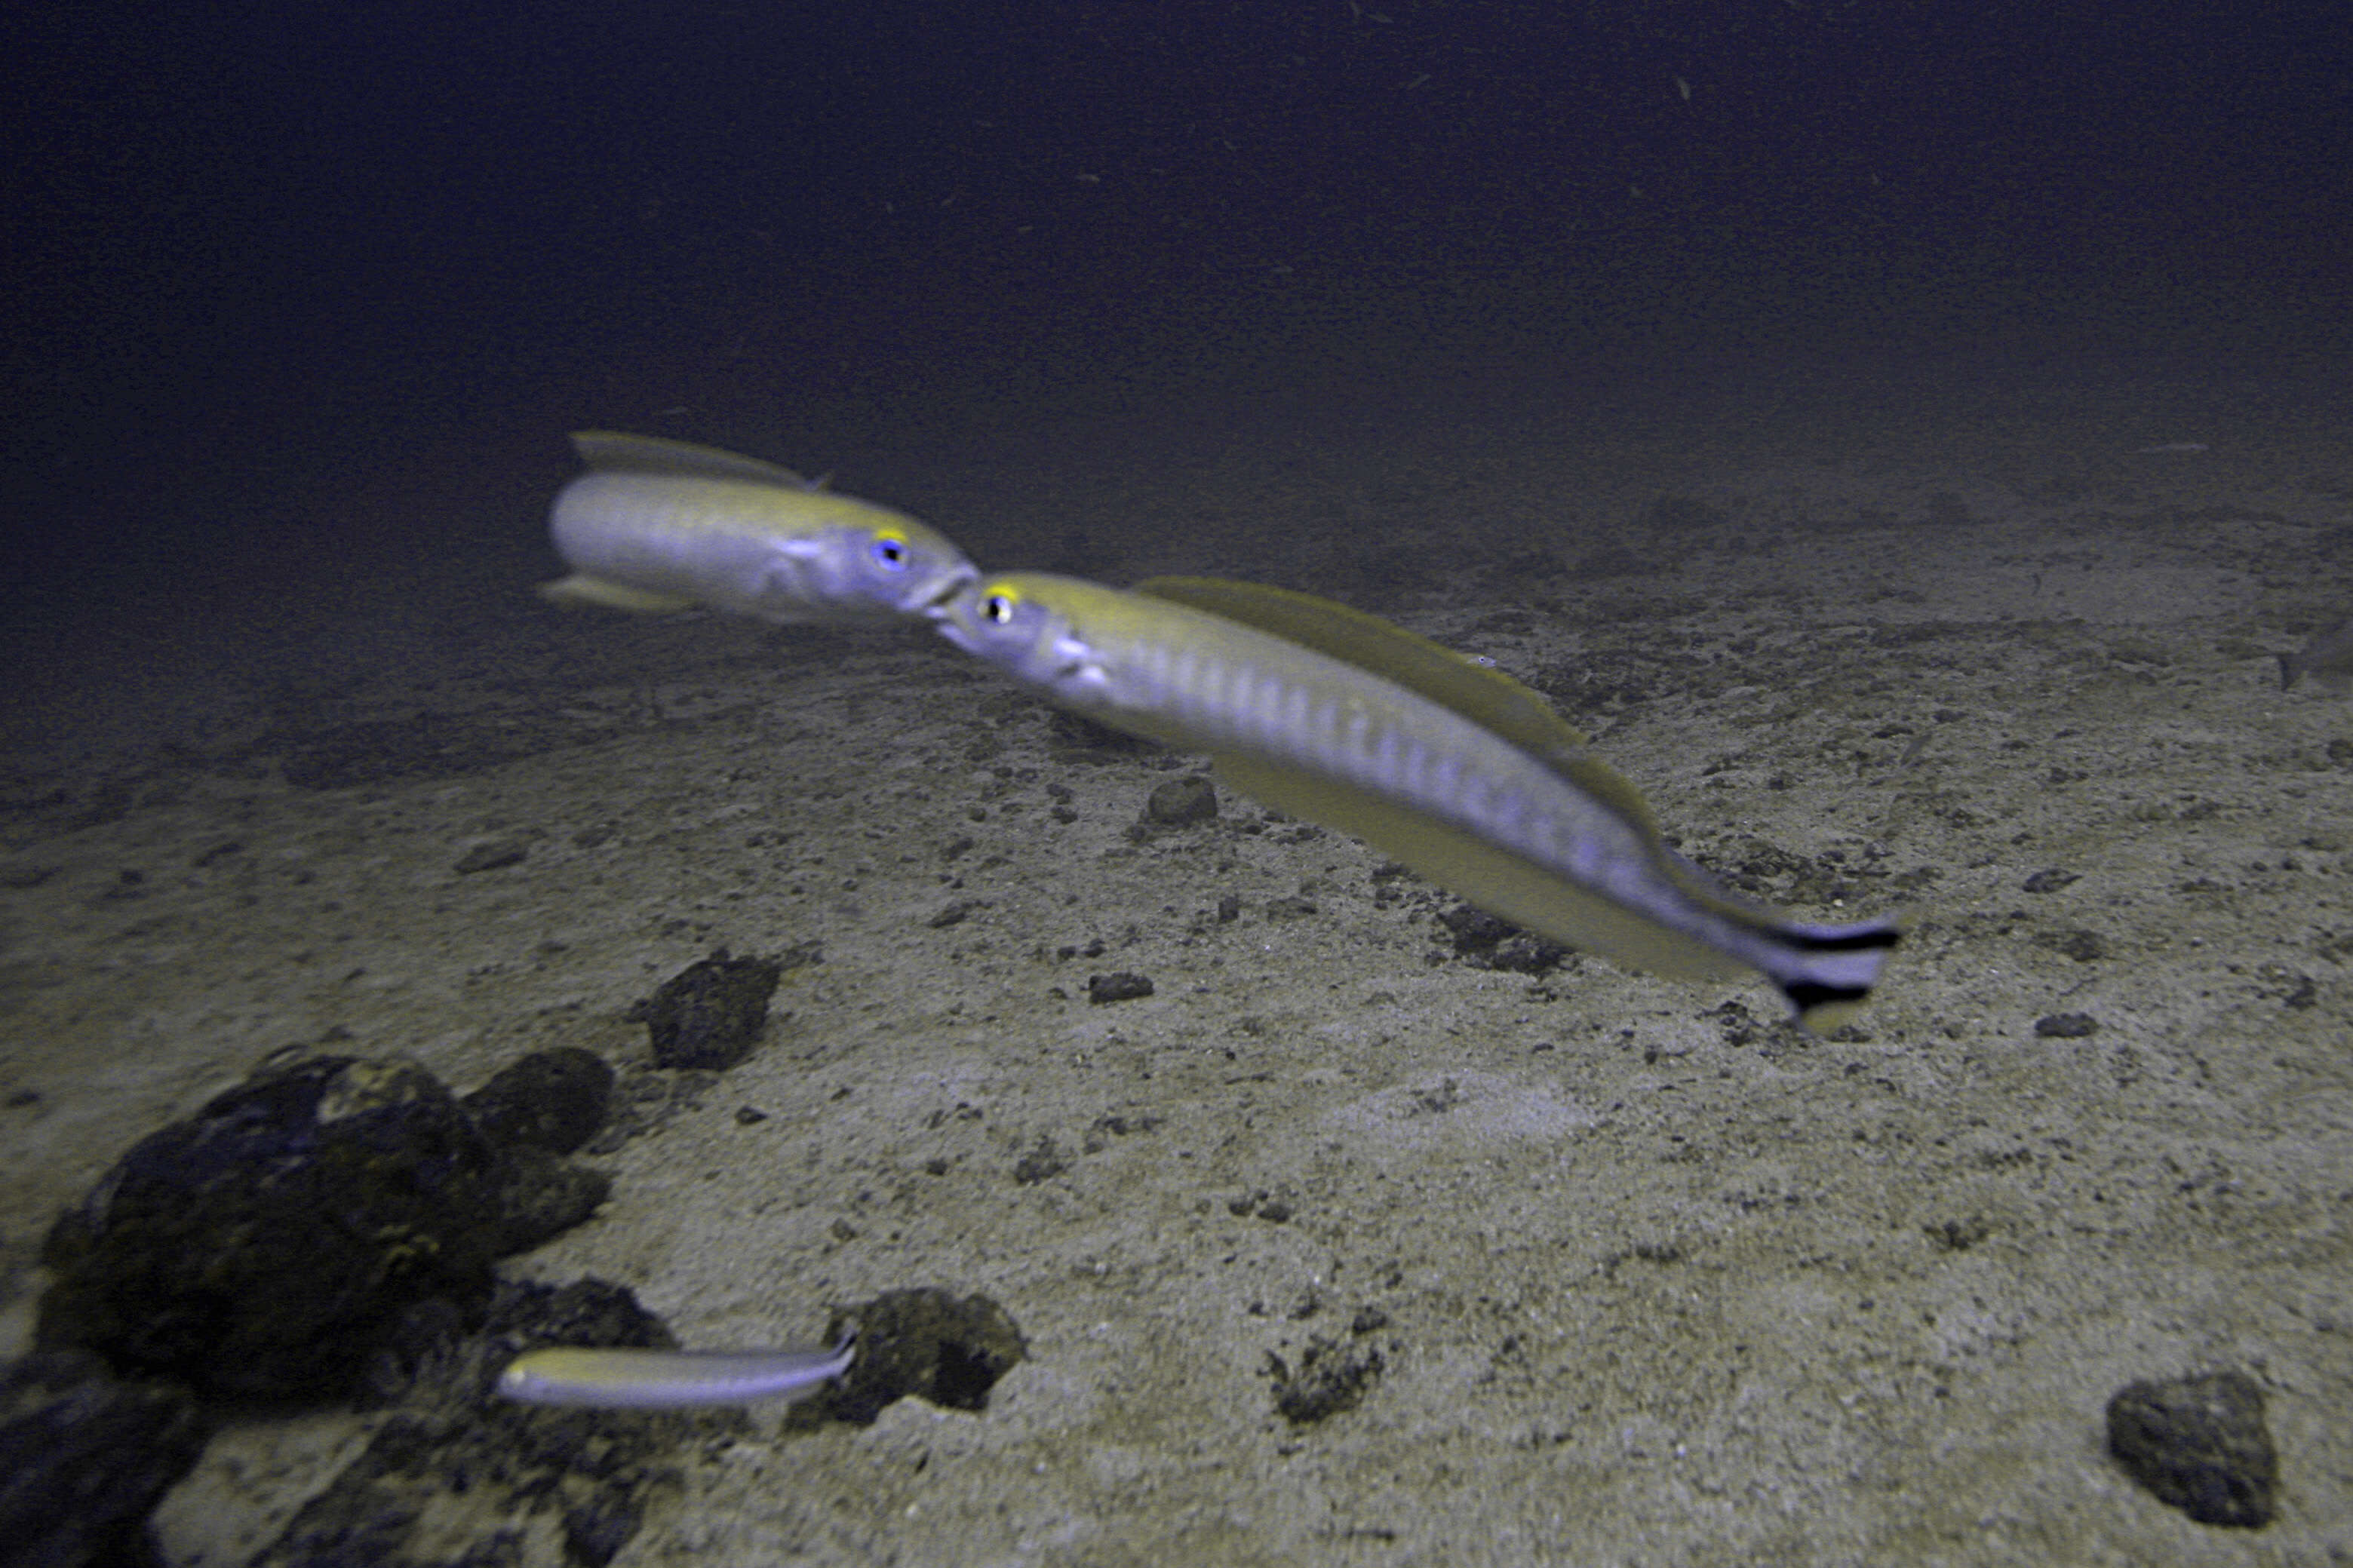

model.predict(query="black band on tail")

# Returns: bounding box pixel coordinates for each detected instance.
[1798,926,1903,955]
[1783,978,1872,1017]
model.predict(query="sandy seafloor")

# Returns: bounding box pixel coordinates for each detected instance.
[3,311,2351,1566]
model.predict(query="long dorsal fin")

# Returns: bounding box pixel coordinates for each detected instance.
[1134,575,1658,830]
[570,431,808,489]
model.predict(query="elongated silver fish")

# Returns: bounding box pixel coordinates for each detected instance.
[540,431,976,622]
[935,573,1901,1027]
[496,1336,855,1410]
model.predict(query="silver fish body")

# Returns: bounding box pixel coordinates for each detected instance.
[935,572,1900,1026]
[542,431,975,623]
[496,1336,855,1410]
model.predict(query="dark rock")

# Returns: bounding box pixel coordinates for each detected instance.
[639,953,784,1069]
[2035,928,2109,962]
[1046,710,1160,763]
[1142,775,1218,827]
[1437,904,1567,974]
[1709,999,1767,1048]
[1439,904,1515,954]
[257,1278,738,1568]
[451,839,528,874]
[1010,1137,1067,1186]
[1487,932,1570,975]
[564,1493,647,1566]
[2022,867,2080,893]
[1080,1111,1160,1152]
[817,1287,1025,1425]
[463,1048,613,1155]
[2106,1370,2278,1528]
[1267,1336,1384,1424]
[490,1277,679,1370]
[2033,1012,2099,1038]
[1923,1217,1993,1252]
[360,1296,470,1406]
[0,1349,206,1568]
[37,1051,511,1402]
[37,1050,608,1404]
[487,1146,611,1256]
[1086,972,1153,1004]
[1227,1187,1298,1222]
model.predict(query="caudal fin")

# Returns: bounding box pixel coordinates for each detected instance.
[1772,919,1905,1032]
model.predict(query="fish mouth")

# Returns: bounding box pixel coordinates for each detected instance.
[914,563,983,621]
[926,577,992,647]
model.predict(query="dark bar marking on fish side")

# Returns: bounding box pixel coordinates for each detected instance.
[1783,978,1869,1016]
[1799,926,1905,954]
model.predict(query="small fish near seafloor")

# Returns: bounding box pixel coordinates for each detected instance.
[539,431,977,624]
[935,573,1903,1029]
[2278,618,2353,691]
[496,1336,855,1410]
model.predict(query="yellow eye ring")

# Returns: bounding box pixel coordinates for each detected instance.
[981,592,1018,624]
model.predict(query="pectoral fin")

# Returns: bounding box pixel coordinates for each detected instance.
[537,573,702,613]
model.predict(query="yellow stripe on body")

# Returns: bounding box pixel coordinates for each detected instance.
[1073,581,1746,972]
[936,573,1900,1022]
[496,1339,855,1410]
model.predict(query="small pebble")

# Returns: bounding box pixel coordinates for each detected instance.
[1142,776,1218,827]
[1086,972,1154,1004]
[453,839,529,874]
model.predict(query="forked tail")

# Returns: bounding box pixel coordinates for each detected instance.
[1772,918,1906,1032]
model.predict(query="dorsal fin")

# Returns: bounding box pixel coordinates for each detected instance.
[570,431,808,489]
[1133,575,1658,830]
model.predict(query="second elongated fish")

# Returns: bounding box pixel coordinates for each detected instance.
[935,573,1900,1027]
[496,1336,856,1410]
[541,431,976,623]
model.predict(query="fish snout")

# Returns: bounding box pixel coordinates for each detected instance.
[930,581,994,651]
[912,558,983,621]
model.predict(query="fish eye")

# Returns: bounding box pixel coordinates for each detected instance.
[981,592,1018,625]
[868,532,911,572]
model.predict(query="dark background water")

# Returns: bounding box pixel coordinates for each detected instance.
[3,0,2347,628]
